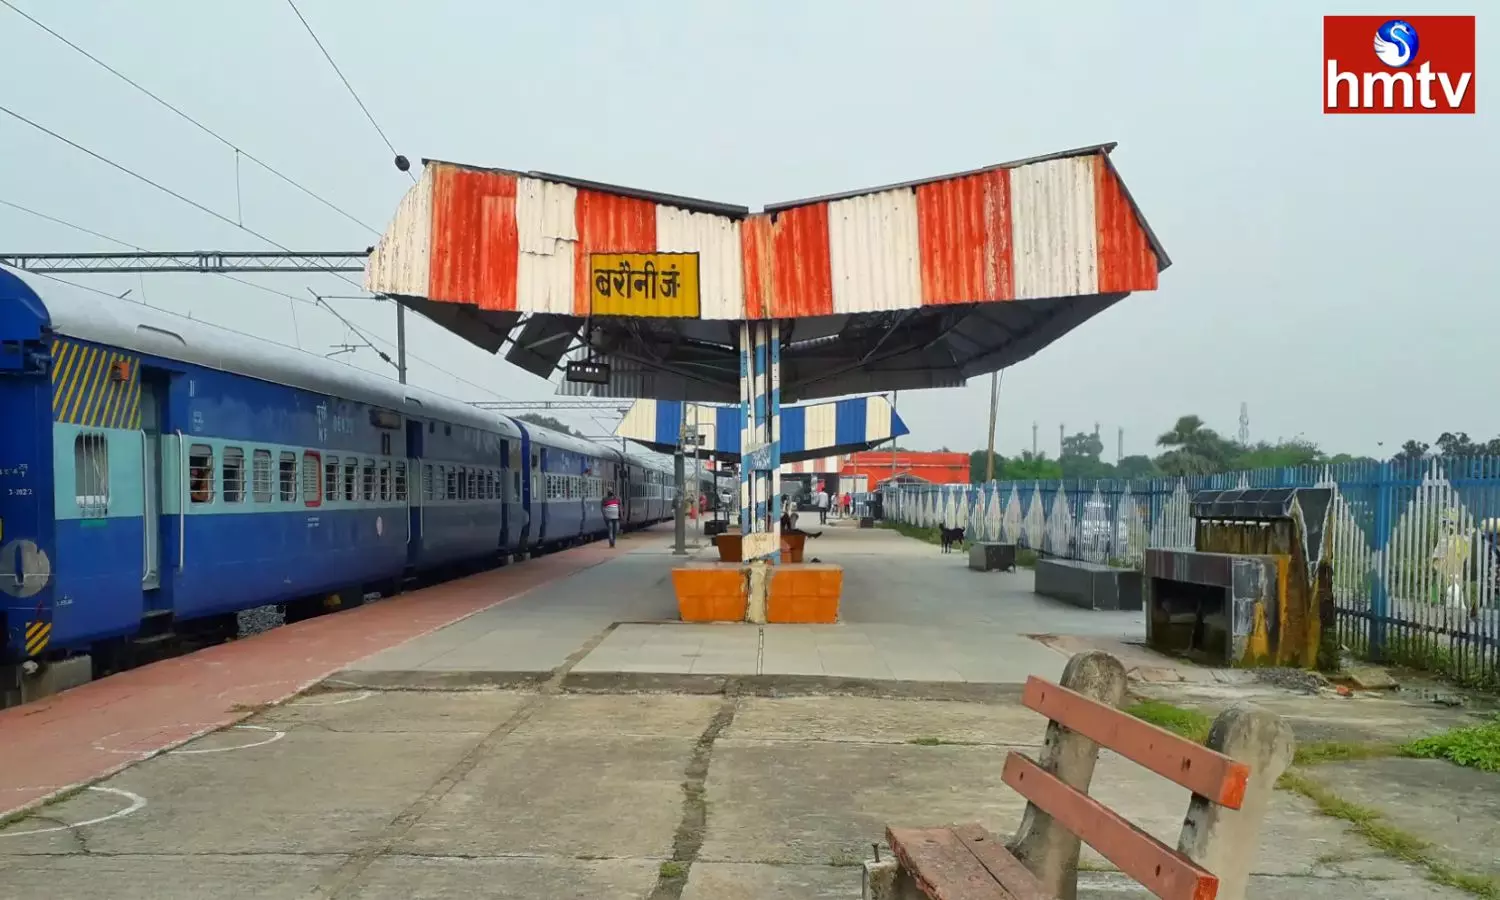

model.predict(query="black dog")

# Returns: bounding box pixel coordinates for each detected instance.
[938,523,965,553]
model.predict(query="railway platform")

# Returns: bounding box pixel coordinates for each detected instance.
[0,522,1489,899]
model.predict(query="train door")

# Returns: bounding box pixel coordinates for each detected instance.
[532,448,545,546]
[498,438,510,549]
[405,419,423,566]
[138,374,166,595]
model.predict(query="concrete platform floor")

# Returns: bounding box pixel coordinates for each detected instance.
[345,521,1138,685]
[0,521,1483,898]
[0,684,1466,899]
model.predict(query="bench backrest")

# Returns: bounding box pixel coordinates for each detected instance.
[1006,673,1292,900]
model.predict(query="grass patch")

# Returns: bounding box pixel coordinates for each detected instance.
[1125,700,1213,743]
[1294,740,1402,766]
[1279,771,1500,898]
[657,861,686,879]
[1402,716,1500,773]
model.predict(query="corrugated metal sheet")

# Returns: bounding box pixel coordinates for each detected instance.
[828,188,923,314]
[656,206,745,320]
[572,190,657,315]
[428,165,519,309]
[1010,156,1099,301]
[865,395,891,441]
[516,177,577,314]
[364,164,432,297]
[739,215,771,319]
[767,204,833,318]
[916,169,1013,304]
[1092,156,1158,294]
[834,396,867,446]
[804,401,836,450]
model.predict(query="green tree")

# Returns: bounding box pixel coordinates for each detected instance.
[1002,451,1063,481]
[1115,454,1160,479]
[969,450,1003,483]
[1230,438,1323,471]
[1154,415,1236,475]
[1059,430,1116,479]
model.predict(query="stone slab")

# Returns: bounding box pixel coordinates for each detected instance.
[968,542,1017,572]
[1035,558,1144,611]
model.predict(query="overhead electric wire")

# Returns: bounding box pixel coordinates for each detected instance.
[0,100,378,304]
[0,197,510,401]
[284,0,414,182]
[0,0,380,236]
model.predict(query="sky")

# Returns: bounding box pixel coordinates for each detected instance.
[0,1,1494,461]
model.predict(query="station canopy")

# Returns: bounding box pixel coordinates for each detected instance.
[615,394,908,463]
[364,143,1169,403]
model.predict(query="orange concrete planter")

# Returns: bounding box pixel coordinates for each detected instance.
[768,564,842,624]
[672,564,748,622]
[713,532,806,563]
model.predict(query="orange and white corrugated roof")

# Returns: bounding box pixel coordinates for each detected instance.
[365,143,1167,320]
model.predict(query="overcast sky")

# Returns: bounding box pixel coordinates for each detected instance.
[1,1,1493,459]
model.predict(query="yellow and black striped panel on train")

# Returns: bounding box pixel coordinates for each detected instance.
[50,339,142,430]
[25,620,51,657]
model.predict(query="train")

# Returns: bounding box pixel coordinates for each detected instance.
[0,269,716,695]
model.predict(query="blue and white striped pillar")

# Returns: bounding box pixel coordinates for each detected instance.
[738,319,781,563]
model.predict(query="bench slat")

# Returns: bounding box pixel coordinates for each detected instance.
[1021,677,1249,809]
[886,826,1024,900]
[949,824,1053,900]
[1002,752,1219,900]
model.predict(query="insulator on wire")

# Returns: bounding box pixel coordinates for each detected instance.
[394,155,410,173]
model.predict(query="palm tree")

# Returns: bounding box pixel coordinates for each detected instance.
[1155,415,1233,475]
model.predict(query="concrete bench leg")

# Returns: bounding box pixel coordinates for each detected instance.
[1007,650,1128,900]
[1176,703,1295,900]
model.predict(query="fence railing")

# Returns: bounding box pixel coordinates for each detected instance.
[885,457,1500,687]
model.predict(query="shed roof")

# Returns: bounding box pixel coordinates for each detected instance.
[364,143,1168,403]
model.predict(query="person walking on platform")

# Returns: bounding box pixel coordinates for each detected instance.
[602,489,621,547]
[815,487,830,524]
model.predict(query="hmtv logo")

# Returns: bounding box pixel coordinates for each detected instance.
[1324,16,1476,113]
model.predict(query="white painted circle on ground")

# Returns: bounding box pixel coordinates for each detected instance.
[0,786,147,838]
[289,690,373,708]
[92,722,228,755]
[170,724,285,755]
[376,515,384,537]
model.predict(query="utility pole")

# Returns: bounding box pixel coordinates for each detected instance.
[985,370,1002,481]
[1059,423,1065,458]
[673,397,688,556]
[1031,421,1038,458]
[395,303,408,384]
[890,391,899,483]
[1117,426,1124,463]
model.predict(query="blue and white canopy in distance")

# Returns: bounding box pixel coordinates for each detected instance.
[615,395,908,463]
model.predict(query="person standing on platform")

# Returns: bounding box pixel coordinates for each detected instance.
[815,486,829,524]
[602,489,621,547]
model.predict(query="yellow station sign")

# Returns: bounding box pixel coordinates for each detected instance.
[588,252,701,318]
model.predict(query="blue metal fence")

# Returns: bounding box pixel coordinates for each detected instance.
[887,457,1500,686]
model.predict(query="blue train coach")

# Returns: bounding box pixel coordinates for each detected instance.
[0,270,673,695]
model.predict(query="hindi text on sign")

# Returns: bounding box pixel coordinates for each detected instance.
[589,252,701,317]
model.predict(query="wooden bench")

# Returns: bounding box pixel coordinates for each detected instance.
[864,650,1294,900]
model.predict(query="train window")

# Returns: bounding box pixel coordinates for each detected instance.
[394,462,407,502]
[302,452,321,506]
[362,459,376,501]
[73,432,109,516]
[251,450,273,503]
[487,471,497,500]
[423,464,434,501]
[278,452,298,502]
[324,456,340,502]
[378,461,391,502]
[222,448,245,503]
[446,467,458,501]
[467,468,478,500]
[512,471,521,501]
[380,432,392,456]
[343,460,357,501]
[189,444,214,504]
